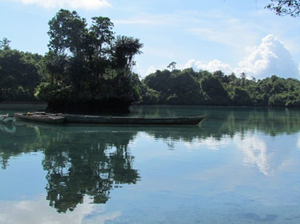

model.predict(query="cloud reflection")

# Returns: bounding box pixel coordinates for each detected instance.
[0,196,120,224]
[182,131,295,176]
[235,132,292,176]
[184,136,231,151]
[235,133,271,175]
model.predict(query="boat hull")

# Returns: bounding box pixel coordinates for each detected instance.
[14,112,205,125]
[64,114,205,125]
[15,113,65,124]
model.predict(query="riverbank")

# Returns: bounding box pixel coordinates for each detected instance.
[0,101,47,110]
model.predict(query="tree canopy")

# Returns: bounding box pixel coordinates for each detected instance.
[142,69,300,107]
[0,39,44,102]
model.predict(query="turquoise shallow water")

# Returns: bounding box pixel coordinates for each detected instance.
[1,106,300,223]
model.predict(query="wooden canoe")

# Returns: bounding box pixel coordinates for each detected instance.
[64,114,205,125]
[15,113,65,124]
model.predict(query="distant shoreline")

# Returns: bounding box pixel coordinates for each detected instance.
[0,101,47,110]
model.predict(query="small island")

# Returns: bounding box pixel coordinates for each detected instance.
[37,9,144,114]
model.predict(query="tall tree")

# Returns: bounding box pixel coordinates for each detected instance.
[88,16,115,79]
[113,35,143,76]
[44,51,68,85]
[47,9,87,56]
[167,62,177,70]
[0,38,11,50]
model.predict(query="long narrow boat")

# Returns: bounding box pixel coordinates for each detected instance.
[64,114,205,125]
[15,112,65,124]
[14,112,205,125]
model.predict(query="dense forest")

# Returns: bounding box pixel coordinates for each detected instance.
[142,69,300,107]
[0,38,44,102]
[1,9,300,113]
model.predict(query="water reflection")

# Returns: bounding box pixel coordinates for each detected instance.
[41,126,141,213]
[0,196,119,224]
[1,106,300,215]
[0,123,141,213]
[0,122,16,134]
[236,132,295,176]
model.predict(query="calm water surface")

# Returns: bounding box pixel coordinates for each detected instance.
[1,106,300,224]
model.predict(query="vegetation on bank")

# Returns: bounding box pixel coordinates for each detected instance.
[1,8,300,112]
[142,69,300,107]
[0,38,44,102]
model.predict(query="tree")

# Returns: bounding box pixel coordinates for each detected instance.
[266,0,300,17]
[47,9,87,56]
[112,35,143,77]
[0,49,43,101]
[232,87,252,106]
[0,38,11,50]
[85,16,115,80]
[167,61,176,70]
[199,74,230,105]
[89,16,114,59]
[44,51,68,85]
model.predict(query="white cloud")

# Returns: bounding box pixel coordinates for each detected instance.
[146,66,157,75]
[183,35,300,79]
[184,59,234,75]
[9,0,111,10]
[237,34,300,79]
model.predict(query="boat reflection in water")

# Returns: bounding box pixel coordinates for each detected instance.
[0,114,16,134]
[0,122,16,134]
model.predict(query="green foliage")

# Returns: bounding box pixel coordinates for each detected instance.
[143,69,204,105]
[0,38,11,50]
[231,87,252,106]
[48,9,87,55]
[144,69,171,92]
[112,35,143,74]
[199,74,230,105]
[36,9,144,113]
[35,82,72,102]
[142,69,300,107]
[0,47,44,101]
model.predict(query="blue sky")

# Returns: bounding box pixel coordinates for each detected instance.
[1,0,300,79]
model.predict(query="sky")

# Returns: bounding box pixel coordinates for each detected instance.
[1,0,300,79]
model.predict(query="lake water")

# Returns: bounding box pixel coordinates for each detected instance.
[1,106,300,224]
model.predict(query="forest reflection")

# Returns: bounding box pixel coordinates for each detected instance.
[0,124,140,213]
[43,127,140,213]
[1,107,300,212]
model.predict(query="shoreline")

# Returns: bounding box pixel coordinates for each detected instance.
[0,101,47,110]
